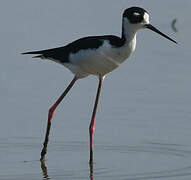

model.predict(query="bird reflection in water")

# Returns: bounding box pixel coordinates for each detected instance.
[41,160,49,180]
[89,163,94,180]
[40,160,94,180]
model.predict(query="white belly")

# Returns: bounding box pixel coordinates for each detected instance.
[64,40,136,78]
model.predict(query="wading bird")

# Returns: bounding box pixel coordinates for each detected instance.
[22,7,177,164]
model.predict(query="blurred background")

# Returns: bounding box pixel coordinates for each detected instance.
[0,0,191,179]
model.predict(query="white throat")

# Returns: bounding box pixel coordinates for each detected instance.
[122,17,138,43]
[121,17,137,55]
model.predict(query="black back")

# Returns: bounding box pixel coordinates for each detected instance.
[22,35,125,63]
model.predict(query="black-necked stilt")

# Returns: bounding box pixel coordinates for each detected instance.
[22,7,177,164]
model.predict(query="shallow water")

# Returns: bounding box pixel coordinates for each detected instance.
[1,0,191,179]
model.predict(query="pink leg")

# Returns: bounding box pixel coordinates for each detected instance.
[89,76,103,164]
[40,76,77,161]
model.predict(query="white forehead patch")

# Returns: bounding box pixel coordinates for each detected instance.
[143,12,150,24]
[133,12,140,16]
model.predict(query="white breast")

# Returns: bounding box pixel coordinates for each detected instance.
[64,39,136,78]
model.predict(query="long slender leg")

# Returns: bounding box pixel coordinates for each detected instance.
[40,76,77,161]
[89,76,103,164]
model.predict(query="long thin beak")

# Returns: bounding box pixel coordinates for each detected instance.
[145,24,177,44]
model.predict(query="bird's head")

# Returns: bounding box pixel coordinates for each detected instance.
[122,7,177,44]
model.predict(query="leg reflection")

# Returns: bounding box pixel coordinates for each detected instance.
[41,160,49,179]
[89,162,94,180]
[41,158,94,180]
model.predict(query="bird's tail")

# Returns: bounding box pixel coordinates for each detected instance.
[21,50,45,59]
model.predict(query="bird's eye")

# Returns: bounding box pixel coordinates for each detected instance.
[129,12,143,23]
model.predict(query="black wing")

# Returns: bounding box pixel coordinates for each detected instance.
[22,35,123,63]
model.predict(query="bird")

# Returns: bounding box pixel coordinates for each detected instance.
[22,7,177,164]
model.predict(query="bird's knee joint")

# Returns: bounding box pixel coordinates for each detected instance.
[48,108,53,116]
[89,125,95,134]
[48,106,56,122]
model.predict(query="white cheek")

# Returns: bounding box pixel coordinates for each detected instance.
[143,13,150,24]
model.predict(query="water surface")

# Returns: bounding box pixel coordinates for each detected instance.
[0,0,191,179]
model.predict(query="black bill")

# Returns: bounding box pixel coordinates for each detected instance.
[145,24,177,44]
